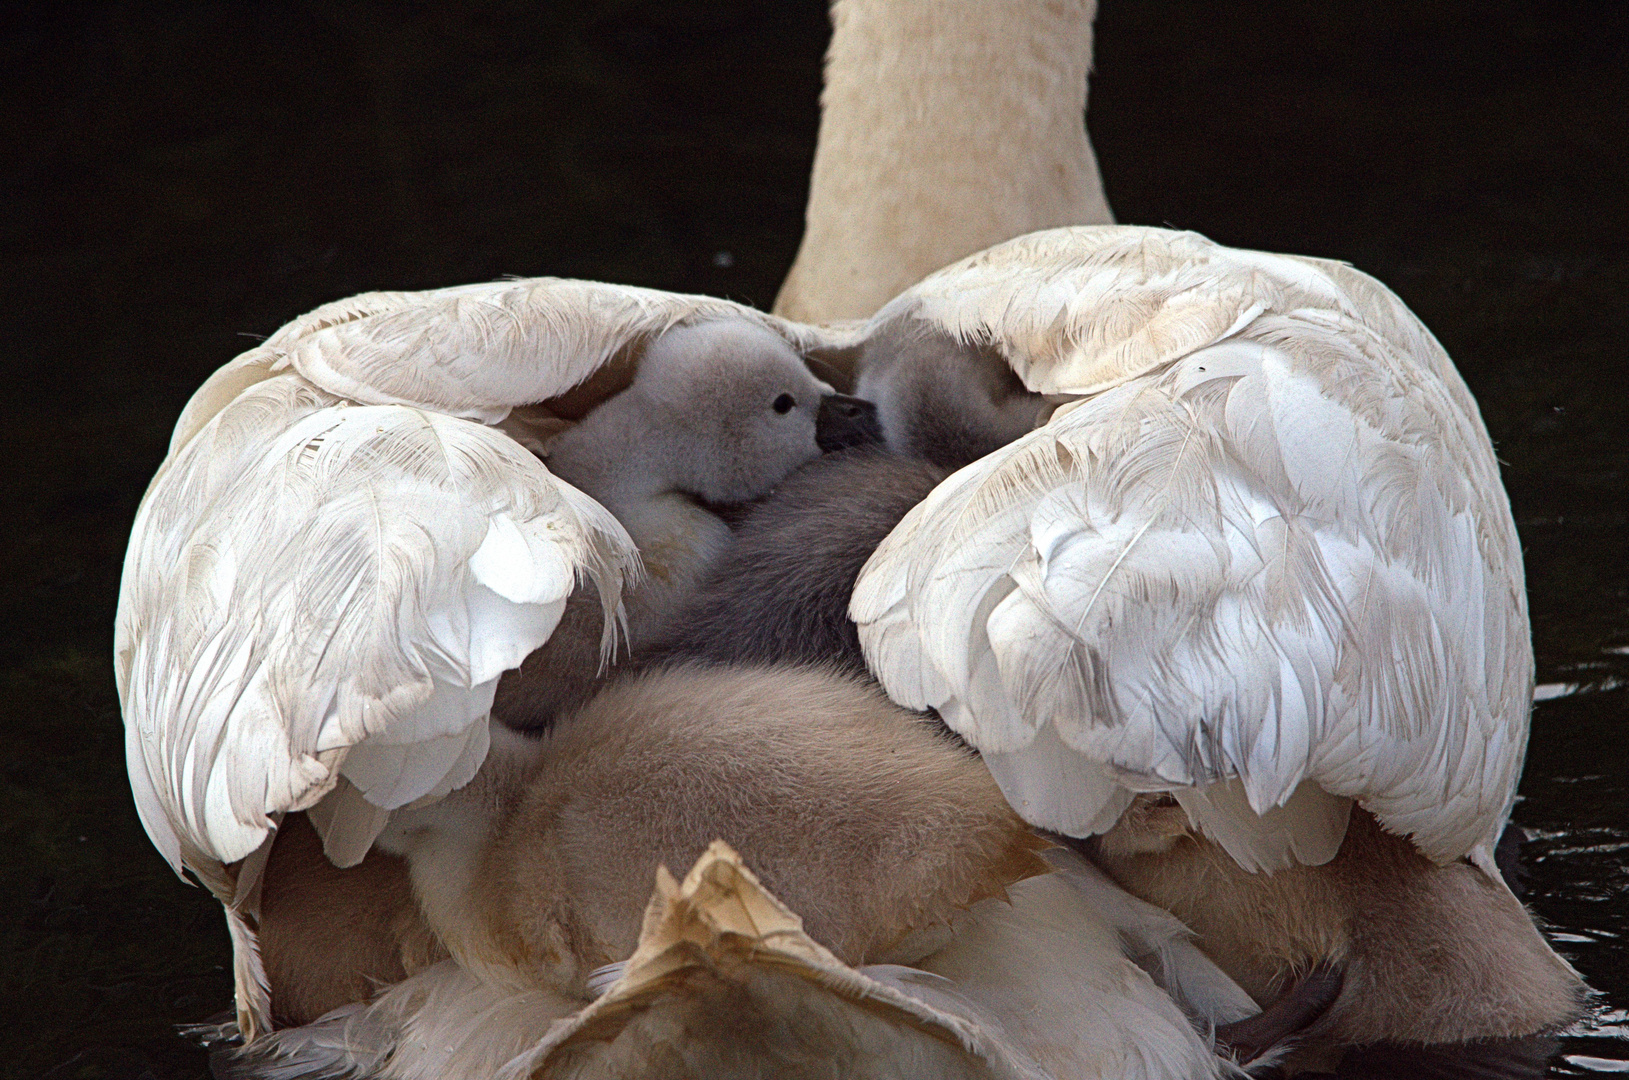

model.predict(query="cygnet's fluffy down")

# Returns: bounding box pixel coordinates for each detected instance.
[645,448,946,674]
[641,321,1049,677]
[240,667,1265,1077]
[404,664,1048,998]
[1090,798,1586,1048]
[854,316,1052,470]
[491,320,879,731]
[226,843,1254,1080]
[255,813,444,1028]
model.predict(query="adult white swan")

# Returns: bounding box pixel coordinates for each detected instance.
[119,225,1582,1072]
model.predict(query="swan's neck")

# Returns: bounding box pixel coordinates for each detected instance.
[775,0,1112,323]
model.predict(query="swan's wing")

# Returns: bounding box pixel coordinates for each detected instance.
[121,273,864,876]
[120,276,862,1038]
[261,277,838,422]
[117,373,635,881]
[168,276,845,458]
[867,225,1475,407]
[854,226,1530,870]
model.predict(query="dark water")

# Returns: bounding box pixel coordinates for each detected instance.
[2,2,1624,1076]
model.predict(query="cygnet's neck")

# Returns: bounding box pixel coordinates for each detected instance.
[544,399,731,645]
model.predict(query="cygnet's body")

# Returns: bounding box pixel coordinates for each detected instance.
[639,320,1053,675]
[491,320,878,730]
[644,318,1058,676]
[1090,798,1585,1049]
[645,448,946,674]
[254,813,444,1028]
[383,664,1046,997]
[231,665,1261,1080]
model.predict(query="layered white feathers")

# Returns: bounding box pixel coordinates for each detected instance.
[852,226,1530,872]
[267,278,833,424]
[119,276,833,880]
[117,376,633,876]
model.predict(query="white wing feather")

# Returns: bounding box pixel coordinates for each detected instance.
[117,374,634,875]
[855,227,1530,870]
[165,277,838,455]
[119,277,860,1037]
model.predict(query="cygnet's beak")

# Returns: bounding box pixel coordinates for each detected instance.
[815,394,884,452]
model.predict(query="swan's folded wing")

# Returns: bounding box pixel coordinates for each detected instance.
[867,225,1464,402]
[163,277,844,464]
[854,227,1530,870]
[127,274,858,881]
[258,277,835,423]
[116,374,635,878]
[161,289,468,459]
[514,842,1046,1080]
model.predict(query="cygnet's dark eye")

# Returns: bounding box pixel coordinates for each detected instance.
[772,393,796,414]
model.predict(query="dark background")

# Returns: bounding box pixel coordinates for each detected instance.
[3,1,1626,1076]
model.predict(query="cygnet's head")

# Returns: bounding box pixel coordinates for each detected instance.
[855,316,1048,470]
[626,320,878,504]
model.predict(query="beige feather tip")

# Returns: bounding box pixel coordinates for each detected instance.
[509,840,1039,1080]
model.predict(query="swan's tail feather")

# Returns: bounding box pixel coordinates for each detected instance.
[509,840,1047,1079]
[907,867,1240,1080]
[205,1003,380,1080]
[225,902,274,1046]
[207,961,576,1080]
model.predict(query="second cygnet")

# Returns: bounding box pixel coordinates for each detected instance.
[855,315,1051,470]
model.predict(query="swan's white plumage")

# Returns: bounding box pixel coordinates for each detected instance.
[270,278,836,423]
[117,375,633,880]
[166,278,837,459]
[853,226,1530,872]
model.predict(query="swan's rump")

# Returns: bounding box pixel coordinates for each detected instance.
[229,844,1243,1080]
